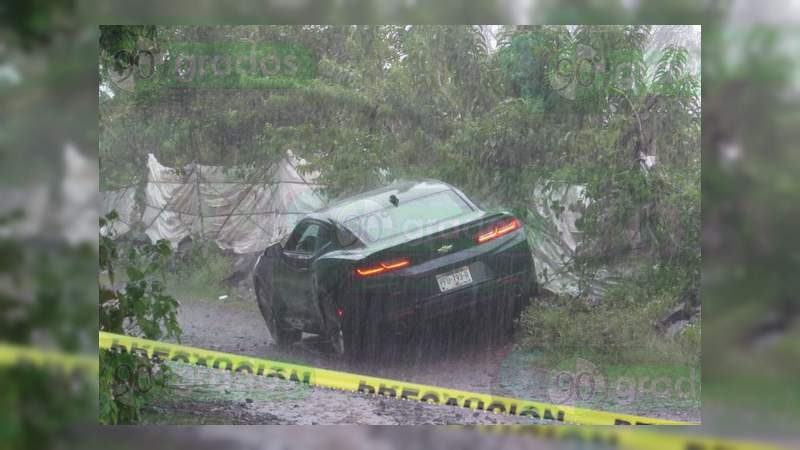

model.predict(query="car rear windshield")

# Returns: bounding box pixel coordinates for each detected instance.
[343,190,472,243]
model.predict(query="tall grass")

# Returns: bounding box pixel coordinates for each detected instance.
[167,243,232,301]
[519,265,700,367]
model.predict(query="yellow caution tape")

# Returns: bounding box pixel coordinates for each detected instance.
[0,341,97,374]
[466,425,786,450]
[0,335,785,448]
[100,331,695,425]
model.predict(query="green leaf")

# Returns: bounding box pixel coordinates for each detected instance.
[125,266,145,282]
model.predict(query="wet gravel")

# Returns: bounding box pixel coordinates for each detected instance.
[148,288,698,424]
[150,291,542,425]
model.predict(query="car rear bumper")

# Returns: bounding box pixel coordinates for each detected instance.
[338,231,535,331]
[385,268,534,324]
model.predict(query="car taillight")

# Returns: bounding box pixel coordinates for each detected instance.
[355,257,411,277]
[477,218,521,244]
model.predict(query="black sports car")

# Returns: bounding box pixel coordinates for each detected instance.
[253,180,536,358]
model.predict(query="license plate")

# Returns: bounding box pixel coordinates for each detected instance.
[436,266,473,292]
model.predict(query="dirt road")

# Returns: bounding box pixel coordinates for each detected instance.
[148,290,540,425]
[145,286,699,424]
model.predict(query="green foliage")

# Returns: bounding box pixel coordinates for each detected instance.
[0,365,95,449]
[167,241,232,298]
[99,211,180,340]
[0,212,96,449]
[0,0,76,49]
[496,26,571,109]
[99,211,181,424]
[99,25,158,74]
[676,321,701,365]
[520,265,700,365]
[98,346,170,425]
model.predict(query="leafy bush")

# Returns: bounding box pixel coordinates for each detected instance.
[99,211,181,424]
[676,321,701,365]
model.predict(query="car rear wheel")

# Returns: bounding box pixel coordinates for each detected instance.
[331,328,346,356]
[507,293,528,332]
[486,295,524,340]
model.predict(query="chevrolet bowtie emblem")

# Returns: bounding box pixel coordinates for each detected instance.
[437,244,454,254]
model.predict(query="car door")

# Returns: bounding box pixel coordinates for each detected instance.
[275,219,334,329]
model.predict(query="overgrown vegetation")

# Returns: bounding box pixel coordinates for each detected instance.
[99,25,700,370]
[165,242,232,301]
[520,265,701,366]
[98,211,182,424]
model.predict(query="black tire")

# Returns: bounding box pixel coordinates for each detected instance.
[504,297,523,336]
[507,290,530,334]
[486,295,522,341]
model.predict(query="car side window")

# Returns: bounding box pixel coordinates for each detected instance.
[285,221,331,254]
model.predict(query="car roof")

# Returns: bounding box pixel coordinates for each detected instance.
[305,179,468,224]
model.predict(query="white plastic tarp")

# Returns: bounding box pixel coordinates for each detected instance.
[527,182,615,298]
[101,186,137,236]
[110,151,324,254]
